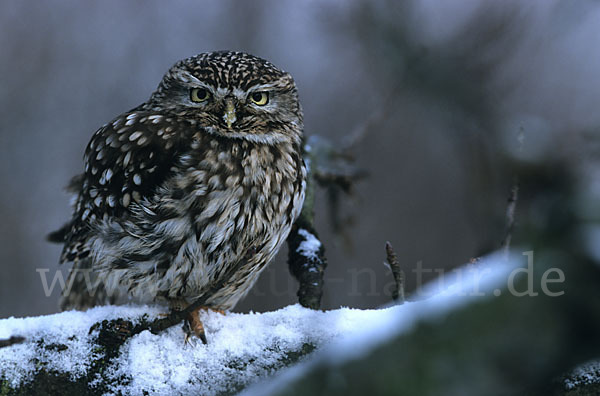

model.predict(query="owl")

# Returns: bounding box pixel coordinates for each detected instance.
[49,51,306,342]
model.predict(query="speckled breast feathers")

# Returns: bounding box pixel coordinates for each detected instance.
[52,52,306,310]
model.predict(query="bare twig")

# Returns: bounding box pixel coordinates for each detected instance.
[0,336,25,348]
[385,241,405,304]
[501,176,519,258]
[501,127,524,258]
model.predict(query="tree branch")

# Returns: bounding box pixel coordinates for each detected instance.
[0,336,24,349]
[385,241,405,304]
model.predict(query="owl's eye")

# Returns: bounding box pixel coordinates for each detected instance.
[250,91,269,106]
[190,88,210,103]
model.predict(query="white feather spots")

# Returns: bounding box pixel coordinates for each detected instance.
[96,149,106,160]
[137,136,148,146]
[190,170,206,183]
[165,141,174,150]
[207,175,221,189]
[122,193,131,207]
[81,208,91,221]
[132,191,141,202]
[102,168,113,183]
[94,196,103,207]
[125,113,138,126]
[107,195,117,208]
[89,189,98,198]
[116,127,129,134]
[133,174,142,185]
[225,175,240,188]
[129,131,143,141]
[149,152,155,159]
[157,129,164,136]
[91,167,98,175]
[148,115,163,124]
[217,151,231,162]
[123,151,132,167]
[105,135,116,146]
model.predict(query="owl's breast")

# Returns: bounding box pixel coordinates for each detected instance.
[163,136,305,260]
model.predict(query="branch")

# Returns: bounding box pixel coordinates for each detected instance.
[287,219,327,310]
[501,127,524,258]
[500,176,519,257]
[284,141,327,309]
[259,255,600,396]
[0,336,24,349]
[385,242,405,304]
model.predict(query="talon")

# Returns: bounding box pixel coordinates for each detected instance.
[188,309,208,344]
[169,300,225,344]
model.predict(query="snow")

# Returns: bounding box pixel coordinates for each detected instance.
[105,306,393,396]
[241,253,524,396]
[296,229,321,260]
[564,359,600,390]
[0,303,395,395]
[0,305,163,388]
[4,252,590,395]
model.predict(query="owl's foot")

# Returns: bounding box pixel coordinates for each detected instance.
[182,307,225,345]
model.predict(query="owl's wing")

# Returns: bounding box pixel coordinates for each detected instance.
[50,110,194,263]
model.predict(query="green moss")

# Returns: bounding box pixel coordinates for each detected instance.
[1,379,12,396]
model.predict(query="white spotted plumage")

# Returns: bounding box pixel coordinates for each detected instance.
[51,51,305,313]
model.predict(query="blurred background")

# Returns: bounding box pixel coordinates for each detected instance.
[1,0,599,318]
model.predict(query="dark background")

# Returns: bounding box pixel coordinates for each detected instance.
[1,0,599,318]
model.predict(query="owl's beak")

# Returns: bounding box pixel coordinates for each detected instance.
[223,99,237,129]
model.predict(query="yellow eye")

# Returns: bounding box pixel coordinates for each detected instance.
[190,88,210,103]
[250,91,269,106]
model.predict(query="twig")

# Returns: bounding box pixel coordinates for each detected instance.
[385,241,405,304]
[501,127,524,258]
[501,176,519,258]
[0,336,25,348]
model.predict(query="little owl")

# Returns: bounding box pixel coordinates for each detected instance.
[49,51,306,342]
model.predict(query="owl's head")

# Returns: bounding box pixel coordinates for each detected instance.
[148,51,303,145]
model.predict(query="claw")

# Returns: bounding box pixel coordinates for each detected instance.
[168,299,224,345]
[188,308,208,344]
